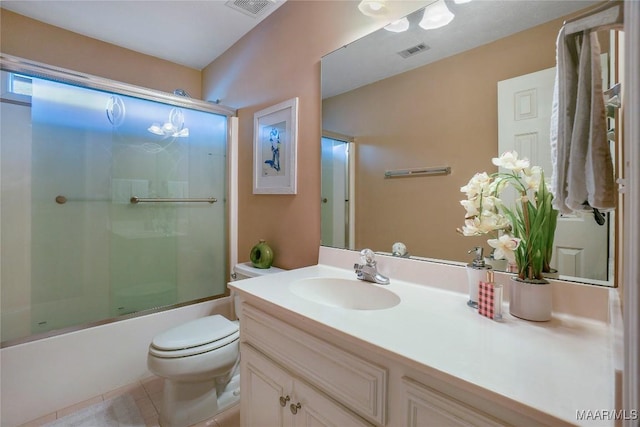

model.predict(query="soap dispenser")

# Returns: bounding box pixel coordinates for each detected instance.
[466,246,492,308]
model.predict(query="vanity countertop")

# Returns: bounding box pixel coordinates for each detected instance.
[229,262,615,426]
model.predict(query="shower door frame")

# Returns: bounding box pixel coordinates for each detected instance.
[0,53,238,347]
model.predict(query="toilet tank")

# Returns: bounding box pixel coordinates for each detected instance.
[231,262,285,319]
[232,262,284,281]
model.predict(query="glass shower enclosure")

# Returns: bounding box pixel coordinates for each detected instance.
[1,55,233,344]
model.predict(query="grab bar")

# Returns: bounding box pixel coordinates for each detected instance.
[130,196,217,204]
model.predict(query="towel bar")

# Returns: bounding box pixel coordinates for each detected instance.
[384,166,451,178]
[130,196,217,204]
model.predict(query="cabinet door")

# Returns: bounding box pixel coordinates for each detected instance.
[292,380,372,427]
[402,377,505,427]
[241,343,292,427]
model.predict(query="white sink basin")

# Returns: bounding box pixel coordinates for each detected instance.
[289,277,400,310]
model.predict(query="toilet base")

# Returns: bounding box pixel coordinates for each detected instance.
[159,373,240,427]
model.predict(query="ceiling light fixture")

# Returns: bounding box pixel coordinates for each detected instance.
[453,0,472,3]
[419,0,455,30]
[358,0,388,17]
[384,17,410,33]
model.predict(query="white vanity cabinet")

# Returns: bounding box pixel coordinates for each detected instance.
[233,261,613,427]
[241,343,373,427]
[239,304,386,427]
[239,303,509,427]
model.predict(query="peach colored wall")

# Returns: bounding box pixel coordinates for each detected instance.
[1,9,201,97]
[322,18,566,264]
[202,0,429,269]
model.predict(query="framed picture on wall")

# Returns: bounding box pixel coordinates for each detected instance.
[253,97,298,194]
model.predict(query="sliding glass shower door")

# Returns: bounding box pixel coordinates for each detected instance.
[1,68,229,343]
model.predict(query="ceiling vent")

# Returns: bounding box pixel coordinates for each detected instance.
[225,0,276,18]
[397,43,430,59]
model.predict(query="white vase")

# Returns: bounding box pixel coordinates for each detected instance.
[509,277,552,321]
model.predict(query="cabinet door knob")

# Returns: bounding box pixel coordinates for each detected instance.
[279,395,290,407]
[290,402,302,414]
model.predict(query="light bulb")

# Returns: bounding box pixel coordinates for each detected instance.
[384,17,410,33]
[358,0,388,17]
[419,0,455,30]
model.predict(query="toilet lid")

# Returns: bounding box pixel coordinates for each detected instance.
[151,315,239,351]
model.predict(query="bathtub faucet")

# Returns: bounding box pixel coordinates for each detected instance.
[354,249,390,285]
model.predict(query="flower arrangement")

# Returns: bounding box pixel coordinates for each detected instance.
[457,151,559,282]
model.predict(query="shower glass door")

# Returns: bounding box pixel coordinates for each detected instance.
[1,70,228,343]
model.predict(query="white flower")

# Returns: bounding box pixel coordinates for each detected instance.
[492,151,530,172]
[460,172,491,198]
[459,218,483,236]
[458,211,510,237]
[480,195,501,211]
[460,199,479,218]
[479,211,510,232]
[522,165,542,191]
[488,234,521,263]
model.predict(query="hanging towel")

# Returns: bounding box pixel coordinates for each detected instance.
[550,28,615,214]
[550,26,574,214]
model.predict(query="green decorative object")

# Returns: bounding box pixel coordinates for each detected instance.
[250,239,274,269]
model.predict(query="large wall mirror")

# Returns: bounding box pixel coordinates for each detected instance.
[321,0,622,286]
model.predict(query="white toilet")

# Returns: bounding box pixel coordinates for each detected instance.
[147,262,284,427]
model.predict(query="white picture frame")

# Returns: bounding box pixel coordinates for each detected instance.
[253,97,299,194]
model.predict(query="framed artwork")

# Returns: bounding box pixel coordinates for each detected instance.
[253,97,298,194]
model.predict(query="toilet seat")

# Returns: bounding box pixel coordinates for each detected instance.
[149,315,239,358]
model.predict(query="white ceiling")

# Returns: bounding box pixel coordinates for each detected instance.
[322,0,598,98]
[1,0,287,70]
[2,0,597,96]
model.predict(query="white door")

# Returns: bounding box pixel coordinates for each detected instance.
[498,68,609,281]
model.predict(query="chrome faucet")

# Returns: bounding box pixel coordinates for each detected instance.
[354,249,390,285]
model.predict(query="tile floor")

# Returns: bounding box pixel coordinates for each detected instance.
[19,376,240,427]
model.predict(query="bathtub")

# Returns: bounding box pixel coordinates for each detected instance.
[0,297,233,427]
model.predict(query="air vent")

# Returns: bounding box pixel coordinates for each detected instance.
[397,43,430,59]
[225,0,276,18]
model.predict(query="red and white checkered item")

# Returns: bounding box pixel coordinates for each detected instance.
[478,281,495,319]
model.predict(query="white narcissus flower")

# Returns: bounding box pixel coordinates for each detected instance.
[488,234,521,264]
[492,151,530,172]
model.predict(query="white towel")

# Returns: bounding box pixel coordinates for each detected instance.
[583,33,615,211]
[550,26,573,214]
[550,28,615,214]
